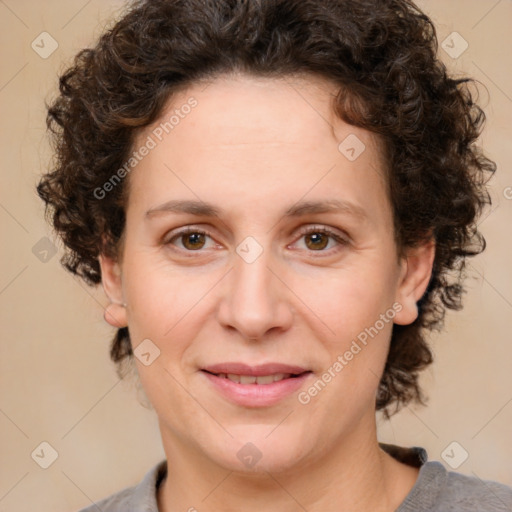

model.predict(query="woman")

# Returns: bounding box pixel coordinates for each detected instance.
[37,0,512,510]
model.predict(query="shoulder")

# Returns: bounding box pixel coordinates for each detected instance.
[75,459,167,512]
[76,486,135,512]
[399,460,512,511]
[440,465,512,510]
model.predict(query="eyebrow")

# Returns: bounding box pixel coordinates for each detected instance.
[145,198,368,221]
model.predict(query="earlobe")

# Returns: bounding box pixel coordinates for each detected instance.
[99,254,128,328]
[104,302,128,328]
[393,238,435,326]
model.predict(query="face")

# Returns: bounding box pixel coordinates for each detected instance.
[100,73,434,474]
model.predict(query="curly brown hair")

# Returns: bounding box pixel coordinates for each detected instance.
[37,0,495,416]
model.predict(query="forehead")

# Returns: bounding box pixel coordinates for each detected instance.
[128,73,389,221]
[143,72,382,152]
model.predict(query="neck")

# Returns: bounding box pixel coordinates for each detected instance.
[157,411,419,512]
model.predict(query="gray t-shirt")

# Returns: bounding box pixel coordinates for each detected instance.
[77,444,512,511]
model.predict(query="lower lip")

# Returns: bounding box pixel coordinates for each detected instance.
[202,371,312,407]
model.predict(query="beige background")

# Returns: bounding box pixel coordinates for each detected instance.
[1,1,511,510]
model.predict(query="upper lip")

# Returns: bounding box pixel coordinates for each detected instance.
[202,362,310,376]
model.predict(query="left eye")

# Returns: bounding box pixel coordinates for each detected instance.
[293,227,347,252]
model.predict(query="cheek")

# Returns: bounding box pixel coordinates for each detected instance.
[297,272,395,419]
[298,265,398,342]
[292,263,398,404]
[123,263,212,406]
[122,259,207,347]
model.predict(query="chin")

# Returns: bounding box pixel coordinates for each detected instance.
[205,426,313,475]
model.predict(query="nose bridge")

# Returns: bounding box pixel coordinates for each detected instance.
[217,245,291,339]
[235,250,272,301]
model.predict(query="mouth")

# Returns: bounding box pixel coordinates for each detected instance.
[202,371,306,385]
[200,363,313,407]
[202,362,310,376]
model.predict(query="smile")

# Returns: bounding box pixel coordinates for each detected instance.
[211,372,296,384]
[201,367,313,407]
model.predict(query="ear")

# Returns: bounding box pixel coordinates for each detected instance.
[393,238,435,326]
[99,253,128,328]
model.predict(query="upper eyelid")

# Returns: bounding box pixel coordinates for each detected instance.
[297,224,347,237]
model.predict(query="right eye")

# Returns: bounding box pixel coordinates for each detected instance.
[164,227,218,252]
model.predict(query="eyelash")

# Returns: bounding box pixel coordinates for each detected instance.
[164,225,349,256]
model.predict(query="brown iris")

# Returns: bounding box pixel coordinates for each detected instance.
[182,232,206,250]
[305,232,329,250]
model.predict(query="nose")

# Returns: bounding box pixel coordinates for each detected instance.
[216,249,293,341]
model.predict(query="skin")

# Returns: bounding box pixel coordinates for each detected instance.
[100,72,435,511]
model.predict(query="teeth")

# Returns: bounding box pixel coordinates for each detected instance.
[256,374,275,385]
[217,373,293,384]
[239,375,257,384]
